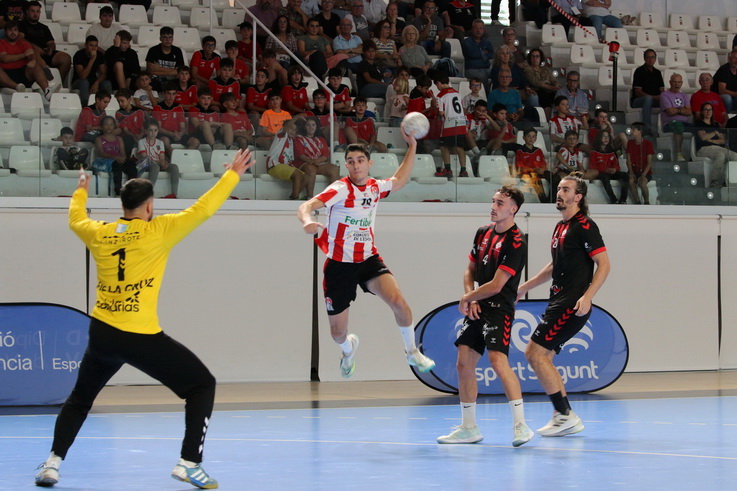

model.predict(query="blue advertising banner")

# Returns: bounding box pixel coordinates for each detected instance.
[412,300,628,394]
[0,303,89,406]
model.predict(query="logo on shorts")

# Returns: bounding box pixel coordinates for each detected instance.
[325,297,334,312]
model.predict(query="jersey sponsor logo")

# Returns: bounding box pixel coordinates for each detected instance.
[325,297,334,311]
[411,300,628,394]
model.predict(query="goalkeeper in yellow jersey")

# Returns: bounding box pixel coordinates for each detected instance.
[34,149,255,490]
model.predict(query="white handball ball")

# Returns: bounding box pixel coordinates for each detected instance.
[402,112,430,139]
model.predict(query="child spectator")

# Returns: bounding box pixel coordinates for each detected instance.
[246,68,272,122]
[407,74,440,153]
[190,36,220,89]
[173,66,198,110]
[388,77,409,126]
[282,65,312,115]
[462,78,485,114]
[257,92,292,149]
[466,100,491,160]
[549,95,582,149]
[626,122,654,204]
[115,88,146,156]
[152,83,187,157]
[224,40,250,91]
[133,71,159,111]
[53,127,89,170]
[187,88,234,149]
[434,72,468,177]
[260,49,288,89]
[514,127,549,202]
[137,119,180,198]
[294,116,339,198]
[384,66,411,119]
[344,97,386,152]
[93,116,132,196]
[554,129,584,190]
[220,93,254,149]
[306,88,341,142]
[237,22,262,74]
[75,90,111,142]
[589,129,628,204]
[487,102,517,156]
[208,57,241,111]
[324,67,353,116]
[265,118,309,200]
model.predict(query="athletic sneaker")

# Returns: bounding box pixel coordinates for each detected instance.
[537,411,584,437]
[339,334,359,378]
[406,349,435,372]
[34,462,59,487]
[171,463,219,489]
[512,422,534,447]
[437,425,483,444]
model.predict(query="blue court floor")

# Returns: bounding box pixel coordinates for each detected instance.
[2,395,737,490]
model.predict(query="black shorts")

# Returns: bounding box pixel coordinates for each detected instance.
[440,133,467,149]
[530,301,591,353]
[455,309,514,356]
[5,67,30,85]
[323,255,391,315]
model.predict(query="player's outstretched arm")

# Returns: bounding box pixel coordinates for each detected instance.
[298,198,326,235]
[389,123,417,192]
[222,148,256,176]
[77,168,90,193]
[517,261,553,301]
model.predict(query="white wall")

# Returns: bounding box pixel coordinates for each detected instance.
[1,198,735,383]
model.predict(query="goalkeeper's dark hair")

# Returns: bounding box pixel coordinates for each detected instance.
[121,178,154,210]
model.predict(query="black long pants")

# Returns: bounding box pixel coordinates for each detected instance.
[51,319,216,463]
[599,171,629,203]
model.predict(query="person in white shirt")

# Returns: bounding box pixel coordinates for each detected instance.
[85,6,123,53]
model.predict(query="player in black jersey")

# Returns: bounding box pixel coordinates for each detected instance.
[517,175,611,437]
[437,186,534,448]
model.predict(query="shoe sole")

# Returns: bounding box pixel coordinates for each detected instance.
[512,433,534,447]
[436,435,483,444]
[35,479,57,487]
[538,421,585,437]
[172,472,218,489]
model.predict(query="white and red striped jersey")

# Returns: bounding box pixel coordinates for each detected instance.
[437,87,467,137]
[315,177,393,263]
[549,114,581,140]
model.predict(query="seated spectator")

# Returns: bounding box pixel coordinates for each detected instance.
[258,92,293,149]
[136,119,180,199]
[713,49,737,113]
[589,129,628,204]
[583,0,622,43]
[462,78,484,114]
[190,36,221,89]
[588,108,627,154]
[173,65,197,110]
[298,17,333,80]
[295,116,339,197]
[94,115,131,196]
[332,17,363,73]
[555,70,589,130]
[554,130,589,190]
[384,2,405,46]
[187,88,234,149]
[153,83,188,155]
[694,102,735,187]
[0,0,27,29]
[281,64,311,115]
[372,19,399,71]
[237,22,262,75]
[261,49,289,89]
[490,45,529,104]
[487,68,524,128]
[550,95,582,149]
[324,66,353,116]
[0,20,55,97]
[266,15,298,69]
[514,127,549,202]
[85,5,122,53]
[501,27,526,68]
[398,25,431,78]
[523,48,559,114]
[521,0,549,29]
[344,0,371,41]
[281,0,309,35]
[224,40,250,93]
[133,71,158,111]
[412,1,444,53]
[72,36,111,108]
[466,99,491,161]
[462,20,493,96]
[313,0,341,41]
[208,58,240,111]
[487,102,517,155]
[115,88,146,156]
[105,30,139,91]
[246,68,273,119]
[266,118,309,199]
[363,0,387,29]
[248,0,282,46]
[357,40,390,98]
[53,126,89,170]
[407,73,441,153]
[20,1,71,81]
[387,76,409,125]
[306,89,338,139]
[145,27,185,92]
[691,73,728,126]
[384,65,410,119]
[631,48,664,132]
[301,0,321,18]
[442,0,475,39]
[344,96,386,152]
[660,73,692,162]
[551,0,591,36]
[220,92,255,149]
[626,122,654,204]
[75,90,111,142]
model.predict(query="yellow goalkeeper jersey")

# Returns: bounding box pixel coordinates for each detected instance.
[69,171,239,334]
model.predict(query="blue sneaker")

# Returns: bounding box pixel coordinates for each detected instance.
[171,463,218,489]
[34,462,59,487]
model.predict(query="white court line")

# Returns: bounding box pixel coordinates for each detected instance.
[3,435,736,461]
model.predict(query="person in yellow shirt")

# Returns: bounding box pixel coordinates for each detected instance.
[34,149,255,490]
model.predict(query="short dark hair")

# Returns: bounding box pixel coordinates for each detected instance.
[491,103,506,113]
[363,40,377,52]
[202,35,216,46]
[115,88,133,99]
[85,35,99,44]
[594,107,607,118]
[631,122,645,133]
[433,72,450,85]
[117,30,132,42]
[564,129,578,139]
[177,65,190,73]
[220,92,237,104]
[353,96,367,105]
[219,57,234,69]
[554,95,568,107]
[160,26,174,37]
[416,74,432,89]
[198,87,212,97]
[60,126,74,137]
[268,92,282,99]
[313,88,326,99]
[523,127,538,138]
[238,21,253,30]
[225,40,238,51]
[163,82,179,92]
[95,89,111,100]
[327,67,343,78]
[99,5,114,16]
[26,1,42,11]
[473,100,487,108]
[121,178,154,211]
[345,143,370,160]
[146,119,160,129]
[4,20,17,30]
[496,185,525,213]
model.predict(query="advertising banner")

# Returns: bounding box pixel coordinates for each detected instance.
[412,300,628,394]
[0,303,89,406]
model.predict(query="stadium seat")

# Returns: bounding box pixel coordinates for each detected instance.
[48,23,64,45]
[665,31,693,51]
[152,6,183,26]
[10,92,44,120]
[604,28,631,47]
[696,51,720,72]
[477,155,517,185]
[664,49,692,70]
[173,27,202,52]
[51,2,82,25]
[137,26,160,48]
[446,37,464,75]
[118,4,149,29]
[10,146,49,176]
[0,119,28,146]
[696,33,721,52]
[171,0,200,7]
[190,8,219,30]
[85,3,114,22]
[669,13,694,31]
[221,8,243,29]
[542,24,570,46]
[516,130,549,154]
[67,23,89,48]
[30,118,63,144]
[171,149,215,198]
[635,29,661,49]
[212,28,238,50]
[369,153,398,178]
[639,11,664,28]
[202,0,233,9]
[573,26,599,45]
[376,127,407,154]
[400,153,455,202]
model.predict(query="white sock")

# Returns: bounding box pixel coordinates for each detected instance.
[461,402,476,428]
[46,452,61,469]
[178,458,197,468]
[398,325,416,352]
[470,146,480,156]
[338,337,353,355]
[509,399,525,426]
